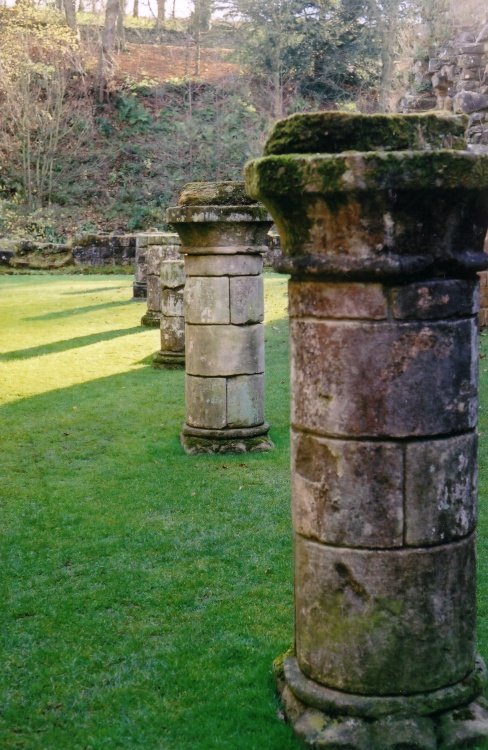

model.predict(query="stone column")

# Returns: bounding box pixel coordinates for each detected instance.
[152,259,186,369]
[140,233,180,327]
[246,112,488,749]
[167,181,273,454]
[133,234,149,299]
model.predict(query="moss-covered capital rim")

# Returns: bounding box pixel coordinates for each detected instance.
[245,151,488,196]
[178,181,257,206]
[166,205,271,224]
[264,112,468,156]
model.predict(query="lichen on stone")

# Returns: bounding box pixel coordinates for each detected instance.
[178,181,256,206]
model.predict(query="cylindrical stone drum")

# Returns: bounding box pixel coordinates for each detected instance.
[167,181,273,455]
[133,234,149,299]
[140,233,180,327]
[152,259,186,369]
[246,112,488,748]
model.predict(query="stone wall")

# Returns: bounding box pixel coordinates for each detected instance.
[400,19,488,145]
[0,234,137,270]
[71,234,137,266]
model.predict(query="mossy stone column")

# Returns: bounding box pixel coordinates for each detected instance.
[140,233,180,327]
[152,259,186,369]
[246,112,488,749]
[167,181,273,454]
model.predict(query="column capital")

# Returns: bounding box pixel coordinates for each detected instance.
[245,112,488,280]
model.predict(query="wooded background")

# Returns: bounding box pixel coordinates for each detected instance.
[0,0,484,238]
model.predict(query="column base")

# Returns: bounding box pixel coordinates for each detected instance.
[140,311,161,327]
[180,423,273,455]
[275,654,488,749]
[152,350,185,369]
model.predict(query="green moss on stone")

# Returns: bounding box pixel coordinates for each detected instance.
[178,181,256,206]
[246,151,488,198]
[263,112,468,156]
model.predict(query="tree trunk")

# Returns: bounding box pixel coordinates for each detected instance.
[99,0,119,101]
[378,0,399,112]
[63,0,79,36]
[133,0,138,18]
[156,0,165,30]
[117,0,126,48]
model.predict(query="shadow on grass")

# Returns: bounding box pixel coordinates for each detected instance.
[61,286,128,296]
[0,326,144,361]
[0,316,294,749]
[25,299,135,321]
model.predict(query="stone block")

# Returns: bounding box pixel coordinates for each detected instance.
[291,431,403,548]
[456,80,481,92]
[161,260,185,289]
[289,281,387,320]
[186,375,227,429]
[185,277,230,324]
[229,276,264,324]
[186,323,264,377]
[390,279,479,320]
[457,54,484,69]
[132,281,147,299]
[290,318,478,438]
[185,254,263,277]
[227,374,265,427]
[146,275,161,312]
[438,700,488,749]
[146,246,166,275]
[405,432,477,546]
[370,717,437,749]
[454,91,488,113]
[480,309,488,329]
[160,316,185,351]
[458,43,487,55]
[161,288,184,317]
[295,534,476,695]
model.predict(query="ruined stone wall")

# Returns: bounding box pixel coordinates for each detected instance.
[1,234,137,270]
[400,20,488,145]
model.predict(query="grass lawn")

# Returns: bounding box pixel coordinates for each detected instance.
[2,273,488,750]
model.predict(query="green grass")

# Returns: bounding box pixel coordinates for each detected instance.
[0,273,296,750]
[2,273,488,749]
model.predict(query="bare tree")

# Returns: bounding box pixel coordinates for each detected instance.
[63,0,79,36]
[117,0,126,47]
[156,0,165,30]
[99,0,120,100]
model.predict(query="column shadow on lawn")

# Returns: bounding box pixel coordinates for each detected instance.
[0,326,143,361]
[0,314,294,748]
[25,299,136,321]
[61,286,129,296]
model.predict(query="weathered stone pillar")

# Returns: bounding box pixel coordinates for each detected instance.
[152,259,186,369]
[133,234,149,299]
[246,112,488,749]
[167,181,273,454]
[140,233,180,327]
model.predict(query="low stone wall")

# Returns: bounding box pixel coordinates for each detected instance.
[0,234,137,270]
[3,241,73,270]
[2,229,272,271]
[71,234,136,266]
